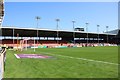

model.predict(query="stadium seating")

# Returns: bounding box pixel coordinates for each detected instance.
[1,39,117,49]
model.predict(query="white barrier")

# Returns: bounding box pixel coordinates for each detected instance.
[0,48,6,80]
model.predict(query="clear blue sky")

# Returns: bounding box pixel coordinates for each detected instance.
[4,0,119,2]
[3,2,118,33]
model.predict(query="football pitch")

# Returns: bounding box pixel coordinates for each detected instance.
[4,46,118,78]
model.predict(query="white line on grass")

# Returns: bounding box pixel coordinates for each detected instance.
[14,54,20,59]
[42,52,119,66]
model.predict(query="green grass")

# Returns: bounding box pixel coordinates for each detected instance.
[4,46,118,78]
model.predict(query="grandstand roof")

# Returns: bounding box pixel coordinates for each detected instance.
[104,29,120,34]
[1,27,117,39]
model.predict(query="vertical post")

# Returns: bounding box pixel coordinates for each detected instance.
[56,19,60,45]
[85,23,89,46]
[13,28,14,47]
[26,40,27,50]
[17,33,19,50]
[35,16,40,46]
[37,30,38,46]
[34,37,35,52]
[106,26,109,43]
[72,20,76,45]
[97,25,100,45]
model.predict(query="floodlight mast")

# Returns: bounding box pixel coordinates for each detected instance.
[34,16,40,52]
[85,22,89,46]
[56,18,60,44]
[106,26,109,43]
[97,25,100,45]
[72,20,76,45]
[35,16,41,46]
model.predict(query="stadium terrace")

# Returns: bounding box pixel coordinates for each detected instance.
[0,27,119,49]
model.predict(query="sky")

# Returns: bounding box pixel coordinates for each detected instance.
[2,2,118,33]
[4,0,120,2]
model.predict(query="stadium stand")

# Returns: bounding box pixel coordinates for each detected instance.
[1,27,119,49]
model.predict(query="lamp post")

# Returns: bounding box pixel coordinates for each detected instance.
[35,16,40,46]
[106,26,109,43]
[72,20,76,45]
[55,19,60,44]
[97,25,100,44]
[85,23,89,46]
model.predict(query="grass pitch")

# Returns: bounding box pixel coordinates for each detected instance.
[4,46,118,78]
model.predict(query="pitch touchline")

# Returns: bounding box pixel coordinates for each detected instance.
[42,52,119,66]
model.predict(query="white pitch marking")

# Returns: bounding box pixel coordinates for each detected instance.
[42,52,119,66]
[14,54,20,59]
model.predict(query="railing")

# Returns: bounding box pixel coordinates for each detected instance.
[0,47,6,80]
